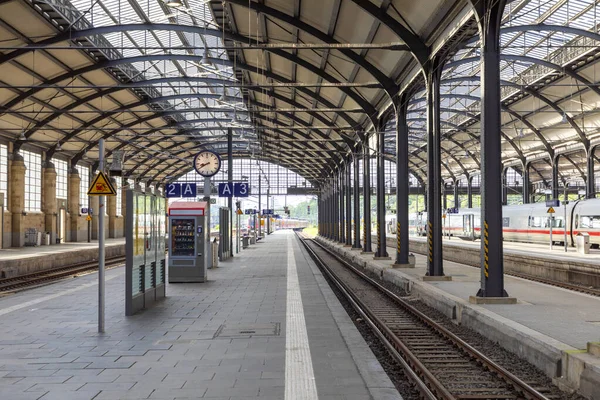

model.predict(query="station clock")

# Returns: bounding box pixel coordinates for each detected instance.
[193,150,222,177]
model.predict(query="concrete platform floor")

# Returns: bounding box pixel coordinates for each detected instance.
[0,239,125,261]
[0,231,399,400]
[354,239,600,350]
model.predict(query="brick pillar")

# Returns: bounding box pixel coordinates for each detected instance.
[42,163,57,245]
[108,178,117,238]
[10,155,26,247]
[69,169,82,242]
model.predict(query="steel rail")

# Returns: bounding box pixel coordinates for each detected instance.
[299,233,551,400]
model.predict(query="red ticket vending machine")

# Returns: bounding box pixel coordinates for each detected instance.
[168,201,208,282]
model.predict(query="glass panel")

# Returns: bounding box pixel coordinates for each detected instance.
[52,158,68,199]
[171,218,195,257]
[76,165,89,209]
[22,150,42,212]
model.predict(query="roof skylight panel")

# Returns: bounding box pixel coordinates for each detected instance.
[96,0,140,24]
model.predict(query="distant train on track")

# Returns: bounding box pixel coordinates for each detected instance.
[386,198,600,247]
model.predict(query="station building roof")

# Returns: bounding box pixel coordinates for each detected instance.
[0,0,598,189]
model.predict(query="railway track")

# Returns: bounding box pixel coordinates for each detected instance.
[0,256,126,294]
[297,233,554,400]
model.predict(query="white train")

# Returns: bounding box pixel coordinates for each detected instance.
[386,198,600,247]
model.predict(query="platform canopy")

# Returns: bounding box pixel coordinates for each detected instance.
[0,0,599,188]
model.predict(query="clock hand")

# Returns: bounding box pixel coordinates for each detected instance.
[198,162,210,169]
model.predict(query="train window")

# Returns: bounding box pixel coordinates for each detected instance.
[580,216,600,229]
[553,218,563,228]
[530,217,544,228]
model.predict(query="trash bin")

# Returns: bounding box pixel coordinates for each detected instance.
[249,235,256,245]
[576,232,591,255]
[242,236,249,249]
[44,232,51,246]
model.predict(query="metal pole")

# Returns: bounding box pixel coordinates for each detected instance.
[549,215,553,250]
[363,145,372,253]
[564,186,568,252]
[353,153,361,249]
[345,163,352,246]
[204,177,212,268]
[236,210,239,253]
[339,170,345,244]
[98,138,105,333]
[87,169,92,243]
[426,61,444,277]
[258,174,262,238]
[375,122,388,258]
[395,98,409,265]
[228,128,233,255]
[473,0,507,297]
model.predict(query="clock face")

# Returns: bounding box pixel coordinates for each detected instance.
[194,151,221,177]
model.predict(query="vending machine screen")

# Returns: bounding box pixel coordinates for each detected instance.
[171,218,195,257]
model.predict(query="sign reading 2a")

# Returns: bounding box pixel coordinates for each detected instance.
[165,183,197,198]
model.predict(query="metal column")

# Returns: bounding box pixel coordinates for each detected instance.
[523,161,531,204]
[375,122,388,259]
[501,168,508,205]
[453,180,460,209]
[552,156,560,201]
[353,154,361,249]
[395,98,410,265]
[258,174,262,238]
[339,170,345,244]
[227,128,233,256]
[587,146,596,198]
[426,61,444,277]
[467,175,473,208]
[363,145,373,253]
[345,162,352,246]
[333,176,338,241]
[471,0,508,298]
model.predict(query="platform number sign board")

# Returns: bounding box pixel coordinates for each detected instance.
[218,182,249,198]
[165,183,197,198]
[88,171,117,196]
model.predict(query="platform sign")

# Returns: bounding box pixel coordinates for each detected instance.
[181,183,196,198]
[165,183,181,198]
[88,171,116,196]
[219,182,248,198]
[233,182,249,197]
[218,182,234,197]
[546,199,560,207]
[547,207,555,214]
[165,183,197,198]
[245,209,257,215]
[262,209,274,215]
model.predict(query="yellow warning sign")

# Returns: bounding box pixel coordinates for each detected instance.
[87,171,116,196]
[236,209,243,215]
[547,207,555,213]
[442,214,446,219]
[86,215,92,221]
